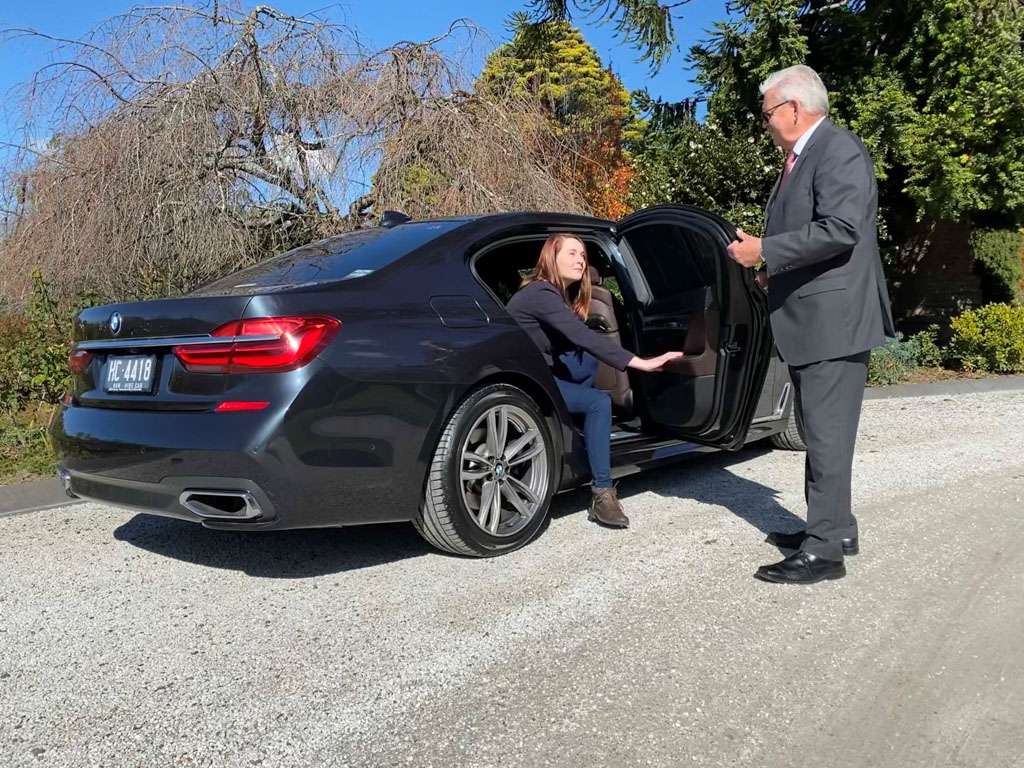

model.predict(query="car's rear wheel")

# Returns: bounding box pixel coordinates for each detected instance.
[769,407,807,451]
[415,384,557,557]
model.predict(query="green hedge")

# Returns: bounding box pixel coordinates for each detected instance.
[971,228,1024,305]
[0,317,69,413]
[0,274,76,483]
[0,275,72,412]
[949,303,1024,373]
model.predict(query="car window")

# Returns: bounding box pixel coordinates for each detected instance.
[623,223,716,302]
[193,220,462,294]
[474,236,613,305]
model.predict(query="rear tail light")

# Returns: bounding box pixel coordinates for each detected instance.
[214,401,270,412]
[174,315,340,373]
[68,349,93,374]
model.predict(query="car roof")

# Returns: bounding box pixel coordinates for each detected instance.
[406,211,615,229]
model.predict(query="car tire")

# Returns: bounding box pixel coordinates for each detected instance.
[414,384,558,557]
[769,407,806,451]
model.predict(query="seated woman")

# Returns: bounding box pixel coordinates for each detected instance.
[506,234,683,528]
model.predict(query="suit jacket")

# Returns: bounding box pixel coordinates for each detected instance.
[762,119,896,367]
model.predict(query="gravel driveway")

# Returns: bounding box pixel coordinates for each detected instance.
[2,391,1023,768]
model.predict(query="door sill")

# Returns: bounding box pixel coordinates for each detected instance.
[610,415,644,441]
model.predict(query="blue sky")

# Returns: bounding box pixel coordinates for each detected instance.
[0,0,732,119]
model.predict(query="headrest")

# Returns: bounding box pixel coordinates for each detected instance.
[588,265,601,285]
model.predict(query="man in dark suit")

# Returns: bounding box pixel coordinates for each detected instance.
[726,65,895,584]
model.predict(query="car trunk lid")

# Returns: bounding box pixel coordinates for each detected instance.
[71,295,255,410]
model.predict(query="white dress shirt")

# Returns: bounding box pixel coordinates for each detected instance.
[791,116,826,162]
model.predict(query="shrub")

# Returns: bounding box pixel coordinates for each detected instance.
[0,319,69,412]
[0,273,88,482]
[971,228,1024,305]
[0,273,72,412]
[0,406,55,484]
[869,337,919,385]
[910,325,944,368]
[949,303,1024,373]
[867,325,946,386]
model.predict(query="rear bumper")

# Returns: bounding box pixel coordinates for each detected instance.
[62,469,283,530]
[51,399,430,528]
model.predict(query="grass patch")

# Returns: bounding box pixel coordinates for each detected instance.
[0,404,56,485]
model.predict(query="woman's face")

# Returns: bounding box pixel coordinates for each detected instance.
[554,238,588,284]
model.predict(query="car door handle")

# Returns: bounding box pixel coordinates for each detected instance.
[647,320,685,330]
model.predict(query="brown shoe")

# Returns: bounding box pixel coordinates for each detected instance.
[589,486,629,528]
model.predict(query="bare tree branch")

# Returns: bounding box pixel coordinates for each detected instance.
[0,2,588,307]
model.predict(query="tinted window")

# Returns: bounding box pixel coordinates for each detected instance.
[194,220,463,294]
[624,224,717,302]
[474,237,613,305]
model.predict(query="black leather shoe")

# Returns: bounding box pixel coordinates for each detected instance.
[765,530,859,556]
[754,551,846,584]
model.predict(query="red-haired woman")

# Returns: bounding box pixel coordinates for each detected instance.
[506,234,683,528]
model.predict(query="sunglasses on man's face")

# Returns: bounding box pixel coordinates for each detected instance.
[761,99,792,123]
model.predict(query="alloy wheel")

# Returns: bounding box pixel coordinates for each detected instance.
[459,404,549,537]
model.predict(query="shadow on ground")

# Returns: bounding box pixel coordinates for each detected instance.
[551,445,806,536]
[114,445,805,577]
[113,516,432,578]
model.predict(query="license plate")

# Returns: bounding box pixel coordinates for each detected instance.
[105,355,157,393]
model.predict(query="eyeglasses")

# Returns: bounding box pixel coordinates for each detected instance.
[761,100,792,123]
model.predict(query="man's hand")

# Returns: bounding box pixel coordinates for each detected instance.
[726,229,763,268]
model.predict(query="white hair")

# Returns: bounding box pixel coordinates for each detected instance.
[759,65,829,116]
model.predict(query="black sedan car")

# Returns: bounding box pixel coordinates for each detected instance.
[53,205,804,557]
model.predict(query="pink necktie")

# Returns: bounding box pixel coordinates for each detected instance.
[783,151,798,178]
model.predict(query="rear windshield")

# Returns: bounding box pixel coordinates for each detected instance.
[193,220,463,295]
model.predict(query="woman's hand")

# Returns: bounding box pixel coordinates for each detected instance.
[627,351,684,372]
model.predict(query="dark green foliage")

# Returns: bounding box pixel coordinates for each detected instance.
[827,1,1024,224]
[689,0,807,133]
[912,325,944,369]
[709,0,1024,225]
[868,338,921,386]
[970,228,1024,305]
[626,92,780,233]
[0,407,55,485]
[526,0,683,71]
[625,0,809,230]
[0,273,75,412]
[867,325,945,386]
[0,273,99,482]
[629,0,1024,267]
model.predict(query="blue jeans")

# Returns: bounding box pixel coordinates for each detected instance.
[554,351,612,488]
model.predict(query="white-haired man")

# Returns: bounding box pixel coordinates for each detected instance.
[726,64,895,584]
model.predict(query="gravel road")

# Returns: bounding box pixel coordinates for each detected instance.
[2,390,1023,768]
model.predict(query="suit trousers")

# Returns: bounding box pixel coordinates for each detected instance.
[789,351,870,560]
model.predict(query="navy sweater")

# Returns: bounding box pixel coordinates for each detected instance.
[506,281,632,373]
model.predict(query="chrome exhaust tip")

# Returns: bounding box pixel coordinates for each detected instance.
[178,490,262,520]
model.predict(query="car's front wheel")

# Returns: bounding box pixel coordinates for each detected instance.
[415,384,557,557]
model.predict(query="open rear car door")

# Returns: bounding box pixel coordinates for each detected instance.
[615,205,772,450]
